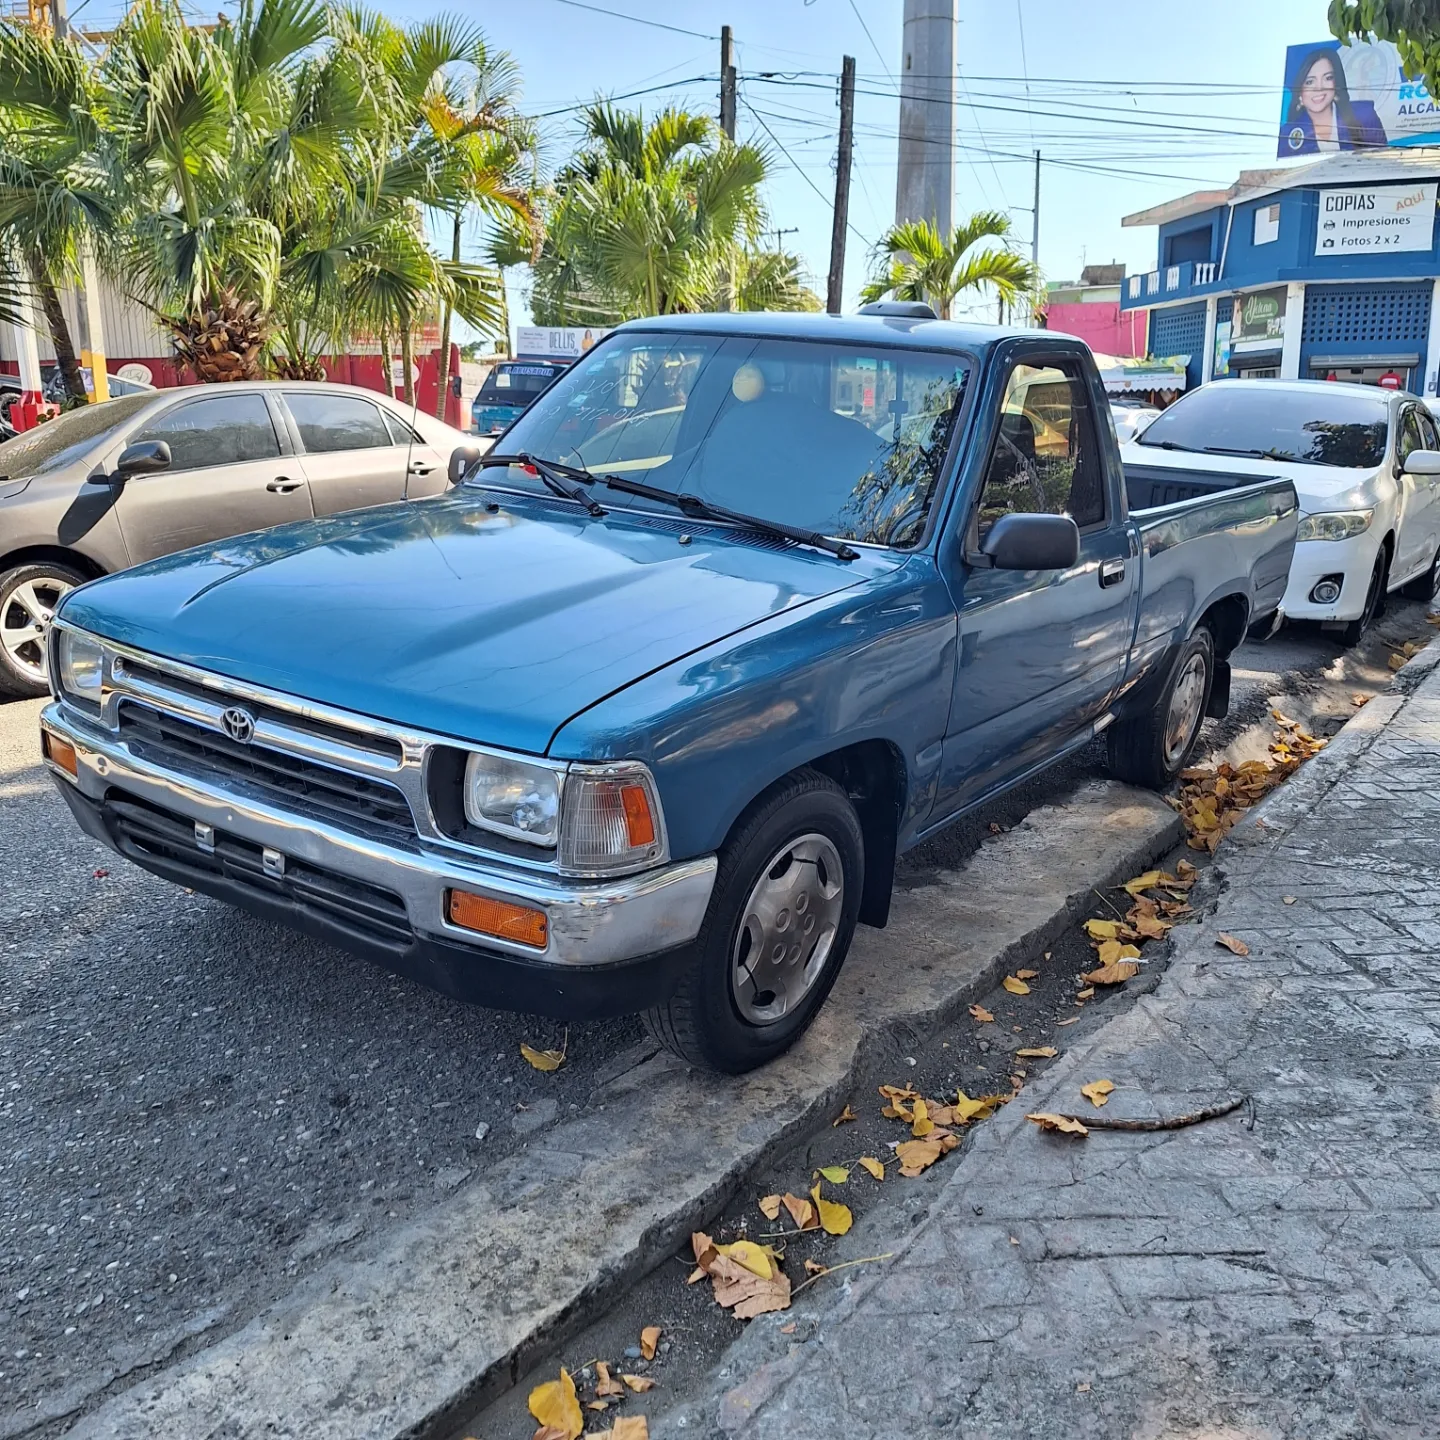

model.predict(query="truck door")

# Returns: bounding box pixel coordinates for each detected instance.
[933,349,1139,815]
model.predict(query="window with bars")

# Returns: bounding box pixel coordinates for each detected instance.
[1150,302,1207,360]
[1301,284,1432,347]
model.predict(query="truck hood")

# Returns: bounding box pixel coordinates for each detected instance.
[1120,441,1380,511]
[59,491,893,754]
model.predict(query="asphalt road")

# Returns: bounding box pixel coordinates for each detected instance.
[1,600,1433,1436]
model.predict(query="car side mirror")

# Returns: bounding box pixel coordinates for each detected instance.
[113,440,171,486]
[980,512,1081,571]
[448,443,482,486]
[1403,448,1440,477]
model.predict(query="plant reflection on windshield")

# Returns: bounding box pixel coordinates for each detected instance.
[492,333,971,548]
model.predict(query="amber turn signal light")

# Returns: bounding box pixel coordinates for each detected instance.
[41,729,78,778]
[447,889,548,949]
[619,783,656,848]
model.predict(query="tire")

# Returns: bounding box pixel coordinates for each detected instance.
[644,769,864,1073]
[1339,549,1389,647]
[0,561,85,699]
[1106,626,1215,790]
[1401,544,1440,602]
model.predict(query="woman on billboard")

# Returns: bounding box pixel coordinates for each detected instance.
[1282,46,1387,154]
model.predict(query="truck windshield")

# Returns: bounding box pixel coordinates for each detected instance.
[477,364,564,404]
[484,332,971,548]
[1136,383,1389,468]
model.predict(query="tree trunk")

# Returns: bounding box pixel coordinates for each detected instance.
[399,323,416,408]
[435,215,459,421]
[29,259,87,403]
[380,329,394,398]
[167,289,267,383]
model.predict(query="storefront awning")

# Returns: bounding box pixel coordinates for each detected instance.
[1092,353,1190,393]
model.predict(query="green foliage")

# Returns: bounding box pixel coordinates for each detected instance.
[1330,1,1440,98]
[861,214,1037,320]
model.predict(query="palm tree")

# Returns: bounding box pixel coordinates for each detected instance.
[533,104,811,323]
[0,23,116,401]
[861,214,1037,321]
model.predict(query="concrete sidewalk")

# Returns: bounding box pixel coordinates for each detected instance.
[684,649,1440,1440]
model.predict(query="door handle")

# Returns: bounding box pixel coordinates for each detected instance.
[267,477,303,493]
[1099,558,1126,588]
[407,462,435,476]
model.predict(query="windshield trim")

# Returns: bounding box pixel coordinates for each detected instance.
[477,331,981,555]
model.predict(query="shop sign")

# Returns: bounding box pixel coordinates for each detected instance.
[1315,182,1437,255]
[1231,287,1287,351]
[516,325,610,361]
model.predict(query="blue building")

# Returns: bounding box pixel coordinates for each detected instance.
[1120,149,1440,396]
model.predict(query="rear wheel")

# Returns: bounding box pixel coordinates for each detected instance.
[1106,626,1215,790]
[0,562,84,698]
[644,769,863,1073]
[1339,549,1389,647]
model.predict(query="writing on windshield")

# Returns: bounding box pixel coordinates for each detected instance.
[488,332,971,548]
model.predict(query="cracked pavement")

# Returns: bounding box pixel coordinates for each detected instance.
[668,651,1440,1440]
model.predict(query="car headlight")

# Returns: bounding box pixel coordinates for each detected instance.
[559,762,667,875]
[463,752,561,846]
[57,629,105,706]
[1297,509,1374,542]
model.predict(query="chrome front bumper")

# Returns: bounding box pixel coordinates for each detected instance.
[40,702,717,970]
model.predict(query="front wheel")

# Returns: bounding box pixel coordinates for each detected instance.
[0,562,85,699]
[1106,626,1215,790]
[1401,544,1440,602]
[1339,549,1389,647]
[644,769,864,1073]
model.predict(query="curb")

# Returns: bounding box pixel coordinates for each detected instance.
[66,783,1181,1440]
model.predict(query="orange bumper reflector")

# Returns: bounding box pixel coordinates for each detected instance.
[42,730,78,778]
[620,784,656,848]
[447,889,548,949]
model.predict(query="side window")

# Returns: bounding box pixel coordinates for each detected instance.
[976,359,1106,540]
[285,392,392,453]
[381,410,421,445]
[1399,407,1426,466]
[133,395,280,472]
[1414,408,1439,454]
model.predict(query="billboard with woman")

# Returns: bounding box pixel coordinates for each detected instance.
[1279,38,1440,157]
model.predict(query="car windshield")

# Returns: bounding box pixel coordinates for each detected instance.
[485,331,972,548]
[1137,383,1389,468]
[478,364,563,403]
[0,393,154,477]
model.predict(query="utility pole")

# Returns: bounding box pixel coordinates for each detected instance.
[48,0,67,39]
[895,0,955,233]
[719,26,737,141]
[1031,151,1040,265]
[827,55,856,316]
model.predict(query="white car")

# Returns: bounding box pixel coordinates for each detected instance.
[1122,379,1440,644]
[1110,404,1161,446]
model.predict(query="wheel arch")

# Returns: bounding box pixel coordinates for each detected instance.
[0,545,106,583]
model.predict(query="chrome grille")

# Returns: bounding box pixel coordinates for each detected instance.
[118,702,416,841]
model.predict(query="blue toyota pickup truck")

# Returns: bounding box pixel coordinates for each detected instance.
[39,309,1297,1071]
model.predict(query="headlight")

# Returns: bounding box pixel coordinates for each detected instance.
[559,762,667,875]
[1297,510,1373,542]
[463,752,561,846]
[57,630,104,705]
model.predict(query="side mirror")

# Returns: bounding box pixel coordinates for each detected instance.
[980,512,1081,571]
[448,443,482,486]
[113,440,171,485]
[1403,448,1440,477]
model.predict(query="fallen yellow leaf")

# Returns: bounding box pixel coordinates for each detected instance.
[1216,932,1250,956]
[686,1265,706,1284]
[1123,870,1163,896]
[1015,968,1038,980]
[1096,939,1142,967]
[640,1325,661,1360]
[1084,918,1122,940]
[858,1155,885,1180]
[620,1376,657,1394]
[520,1042,565,1072]
[595,1361,625,1398]
[803,1258,828,1275]
[969,1003,995,1023]
[895,1137,944,1176]
[1389,652,1406,671]
[758,1194,782,1221]
[610,1416,650,1440]
[1057,1016,1079,1027]
[1131,914,1171,940]
[1352,692,1369,707]
[909,1097,932,1137]
[782,1193,818,1230]
[953,1089,1003,1122]
[1002,975,1030,995]
[811,1183,853,1236]
[817,1164,850,1184]
[1016,1046,1057,1059]
[1080,1079,1115,1108]
[717,1240,775,1280]
[587,1399,611,1412]
[1026,1111,1089,1137]
[1175,859,1198,884]
[1084,960,1140,986]
[528,1368,582,1440]
[1076,986,1095,999]
[832,1105,858,1126]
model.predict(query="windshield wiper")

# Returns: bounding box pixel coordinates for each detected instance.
[1139,439,1194,451]
[478,452,607,517]
[1201,445,1299,462]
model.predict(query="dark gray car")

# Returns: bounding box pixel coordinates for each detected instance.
[0,380,468,696]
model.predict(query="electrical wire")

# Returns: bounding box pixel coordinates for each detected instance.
[846,0,892,83]
[537,0,718,42]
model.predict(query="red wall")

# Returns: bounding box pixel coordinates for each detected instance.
[1044,301,1149,358]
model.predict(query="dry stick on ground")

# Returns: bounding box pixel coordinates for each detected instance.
[1057,1095,1247,1132]
[790,1253,894,1298]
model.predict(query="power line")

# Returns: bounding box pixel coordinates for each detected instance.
[530,74,716,119]
[539,0,718,42]
[846,0,892,83]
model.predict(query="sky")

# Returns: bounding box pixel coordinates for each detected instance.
[69,0,1335,332]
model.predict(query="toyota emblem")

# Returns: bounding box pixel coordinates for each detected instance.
[220,707,256,744]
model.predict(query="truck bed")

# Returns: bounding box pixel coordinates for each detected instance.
[1123,460,1283,512]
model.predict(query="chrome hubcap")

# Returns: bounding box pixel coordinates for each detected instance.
[0,576,72,681]
[1163,652,1208,767]
[730,832,845,1026]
